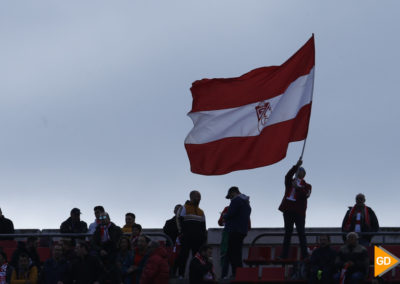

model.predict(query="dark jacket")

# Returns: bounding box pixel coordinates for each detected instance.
[139,247,169,284]
[163,216,179,245]
[92,222,122,261]
[310,245,337,272]
[40,258,69,284]
[224,194,251,235]
[189,254,215,284]
[116,250,135,284]
[0,216,14,240]
[335,244,369,275]
[60,217,88,234]
[341,205,379,242]
[69,254,102,284]
[178,201,207,243]
[279,165,312,216]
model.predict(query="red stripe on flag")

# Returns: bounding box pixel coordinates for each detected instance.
[185,104,311,175]
[190,36,314,112]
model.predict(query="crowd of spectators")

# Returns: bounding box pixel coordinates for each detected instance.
[0,182,380,284]
[0,206,173,284]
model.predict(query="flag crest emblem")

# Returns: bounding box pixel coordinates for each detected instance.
[255,101,272,132]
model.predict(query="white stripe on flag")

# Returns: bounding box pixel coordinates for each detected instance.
[185,67,314,144]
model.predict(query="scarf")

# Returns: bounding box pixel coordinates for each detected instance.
[286,178,306,201]
[339,263,350,284]
[100,223,111,242]
[344,205,370,231]
[194,252,215,281]
[0,263,7,284]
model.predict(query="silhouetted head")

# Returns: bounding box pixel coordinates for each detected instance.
[199,244,213,259]
[355,193,365,205]
[174,204,182,214]
[190,191,201,206]
[346,232,359,247]
[125,213,135,226]
[99,212,110,225]
[296,167,306,179]
[226,186,240,199]
[318,234,331,248]
[94,206,105,219]
[70,208,81,223]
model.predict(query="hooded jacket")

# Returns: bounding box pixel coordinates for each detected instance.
[139,247,169,284]
[224,194,251,235]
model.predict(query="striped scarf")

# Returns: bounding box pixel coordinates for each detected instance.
[100,223,111,242]
[344,205,370,231]
[339,263,350,284]
[0,263,7,284]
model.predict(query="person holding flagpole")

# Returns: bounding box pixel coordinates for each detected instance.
[278,159,312,260]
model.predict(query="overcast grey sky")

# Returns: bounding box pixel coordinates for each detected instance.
[1,1,399,230]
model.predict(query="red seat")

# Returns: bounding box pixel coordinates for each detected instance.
[244,246,271,266]
[0,240,17,248]
[231,267,259,283]
[164,246,176,267]
[260,267,285,282]
[272,246,299,264]
[2,247,15,261]
[37,247,51,262]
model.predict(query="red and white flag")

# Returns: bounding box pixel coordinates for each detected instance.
[185,36,315,175]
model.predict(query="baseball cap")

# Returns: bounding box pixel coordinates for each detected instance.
[225,186,240,199]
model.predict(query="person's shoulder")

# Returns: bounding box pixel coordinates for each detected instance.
[4,217,13,223]
[164,217,175,225]
[197,207,205,216]
[354,244,367,253]
[60,218,70,226]
[111,222,122,230]
[237,194,250,204]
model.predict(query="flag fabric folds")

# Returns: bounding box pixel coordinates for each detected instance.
[185,36,315,175]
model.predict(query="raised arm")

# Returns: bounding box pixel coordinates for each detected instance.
[285,159,302,188]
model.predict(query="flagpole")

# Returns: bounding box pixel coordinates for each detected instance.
[299,34,315,161]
